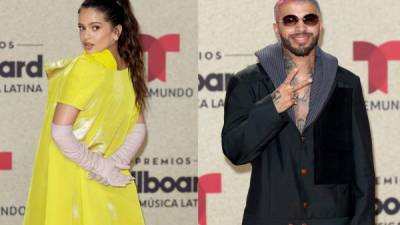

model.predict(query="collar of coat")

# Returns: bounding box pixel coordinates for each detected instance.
[255,42,339,131]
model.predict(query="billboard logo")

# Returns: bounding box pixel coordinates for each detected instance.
[131,171,197,193]
[0,55,43,78]
[353,41,400,94]
[376,197,400,215]
[198,73,234,92]
[198,173,222,225]
[0,151,12,170]
[140,34,180,82]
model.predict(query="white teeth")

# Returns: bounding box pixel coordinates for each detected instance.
[293,36,308,43]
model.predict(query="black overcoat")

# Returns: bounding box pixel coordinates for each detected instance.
[221,63,375,225]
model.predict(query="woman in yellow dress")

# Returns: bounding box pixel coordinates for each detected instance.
[22,0,148,224]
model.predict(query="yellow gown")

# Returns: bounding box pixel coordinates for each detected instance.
[22,49,145,225]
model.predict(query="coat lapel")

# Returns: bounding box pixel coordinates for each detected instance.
[255,43,296,123]
[305,48,338,129]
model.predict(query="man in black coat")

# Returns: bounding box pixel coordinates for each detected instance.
[221,0,376,225]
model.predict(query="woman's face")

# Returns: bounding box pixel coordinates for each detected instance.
[78,7,119,53]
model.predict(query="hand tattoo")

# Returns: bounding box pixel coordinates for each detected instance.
[272,90,281,104]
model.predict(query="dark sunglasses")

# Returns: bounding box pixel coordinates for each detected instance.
[279,13,320,27]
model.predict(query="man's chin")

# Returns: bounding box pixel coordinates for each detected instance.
[290,39,311,48]
[287,47,310,57]
[281,35,319,57]
[286,41,317,56]
[290,41,312,50]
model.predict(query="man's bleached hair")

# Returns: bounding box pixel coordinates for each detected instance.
[274,0,321,20]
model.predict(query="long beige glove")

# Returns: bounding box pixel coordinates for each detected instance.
[51,123,133,187]
[111,123,146,165]
[89,123,146,182]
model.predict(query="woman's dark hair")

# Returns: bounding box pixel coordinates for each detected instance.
[79,0,148,111]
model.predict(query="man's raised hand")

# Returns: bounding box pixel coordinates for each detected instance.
[271,68,312,113]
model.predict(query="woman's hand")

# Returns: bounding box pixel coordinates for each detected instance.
[88,154,134,187]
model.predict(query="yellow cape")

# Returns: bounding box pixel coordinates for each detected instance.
[23,49,145,225]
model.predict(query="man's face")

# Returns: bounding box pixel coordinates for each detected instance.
[273,1,322,56]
